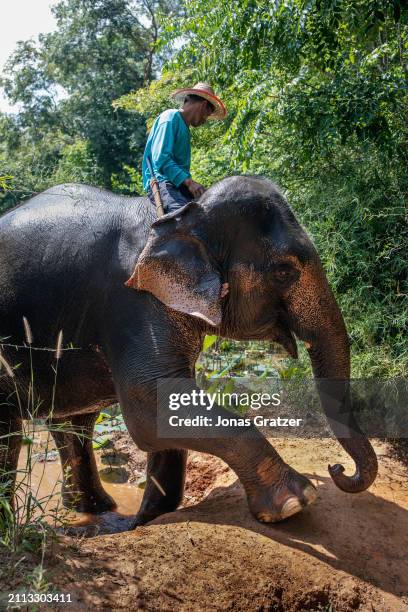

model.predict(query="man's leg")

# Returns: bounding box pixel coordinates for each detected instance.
[148,181,191,214]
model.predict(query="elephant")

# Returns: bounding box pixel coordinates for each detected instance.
[0,175,378,527]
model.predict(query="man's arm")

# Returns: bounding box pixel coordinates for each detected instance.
[150,120,190,187]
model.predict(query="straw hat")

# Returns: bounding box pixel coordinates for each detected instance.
[171,82,227,120]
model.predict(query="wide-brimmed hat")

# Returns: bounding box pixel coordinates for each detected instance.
[171,82,227,120]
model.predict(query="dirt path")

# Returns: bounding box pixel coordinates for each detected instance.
[34,437,408,611]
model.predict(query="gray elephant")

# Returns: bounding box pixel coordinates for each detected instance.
[0,176,377,526]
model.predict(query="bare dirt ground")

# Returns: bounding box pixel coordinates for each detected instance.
[2,436,408,611]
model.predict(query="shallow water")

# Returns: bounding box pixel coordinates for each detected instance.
[16,431,143,532]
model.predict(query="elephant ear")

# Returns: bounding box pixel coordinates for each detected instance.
[125,207,222,326]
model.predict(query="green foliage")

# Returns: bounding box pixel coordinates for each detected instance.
[0,175,13,192]
[154,0,407,378]
[51,139,103,185]
[202,335,218,352]
[0,0,175,211]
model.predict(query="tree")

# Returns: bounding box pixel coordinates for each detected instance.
[118,0,408,376]
[0,0,175,195]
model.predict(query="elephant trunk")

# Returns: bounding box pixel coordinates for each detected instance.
[286,261,378,493]
[308,347,378,493]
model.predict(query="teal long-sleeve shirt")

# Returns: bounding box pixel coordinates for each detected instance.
[142,109,191,192]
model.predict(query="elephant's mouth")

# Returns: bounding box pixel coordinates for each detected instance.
[264,311,298,359]
[221,318,298,359]
[271,327,298,359]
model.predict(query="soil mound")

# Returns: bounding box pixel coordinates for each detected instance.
[41,438,408,610]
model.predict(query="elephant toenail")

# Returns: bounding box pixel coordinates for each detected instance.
[302,485,317,506]
[281,497,304,519]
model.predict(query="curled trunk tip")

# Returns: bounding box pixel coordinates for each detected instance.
[327,440,378,493]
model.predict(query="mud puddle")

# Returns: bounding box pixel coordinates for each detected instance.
[16,429,143,533]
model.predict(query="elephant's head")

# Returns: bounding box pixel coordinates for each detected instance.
[126,175,378,493]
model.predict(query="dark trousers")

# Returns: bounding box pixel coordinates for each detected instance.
[147,181,192,214]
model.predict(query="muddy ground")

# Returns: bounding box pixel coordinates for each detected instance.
[1,435,408,611]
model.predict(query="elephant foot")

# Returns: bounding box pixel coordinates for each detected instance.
[61,512,136,537]
[62,489,117,514]
[129,510,161,529]
[248,462,317,523]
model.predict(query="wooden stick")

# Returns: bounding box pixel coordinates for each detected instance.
[150,177,165,217]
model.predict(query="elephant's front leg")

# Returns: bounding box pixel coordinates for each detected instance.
[49,413,116,514]
[119,379,316,524]
[132,449,187,526]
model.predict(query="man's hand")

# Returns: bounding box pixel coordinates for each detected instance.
[184,178,206,199]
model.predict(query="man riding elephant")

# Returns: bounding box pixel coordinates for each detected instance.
[142,82,227,213]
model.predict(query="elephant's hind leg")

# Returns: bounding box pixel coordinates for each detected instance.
[0,407,22,511]
[132,449,187,526]
[49,413,116,514]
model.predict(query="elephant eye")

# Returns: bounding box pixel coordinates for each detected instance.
[272,265,298,284]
